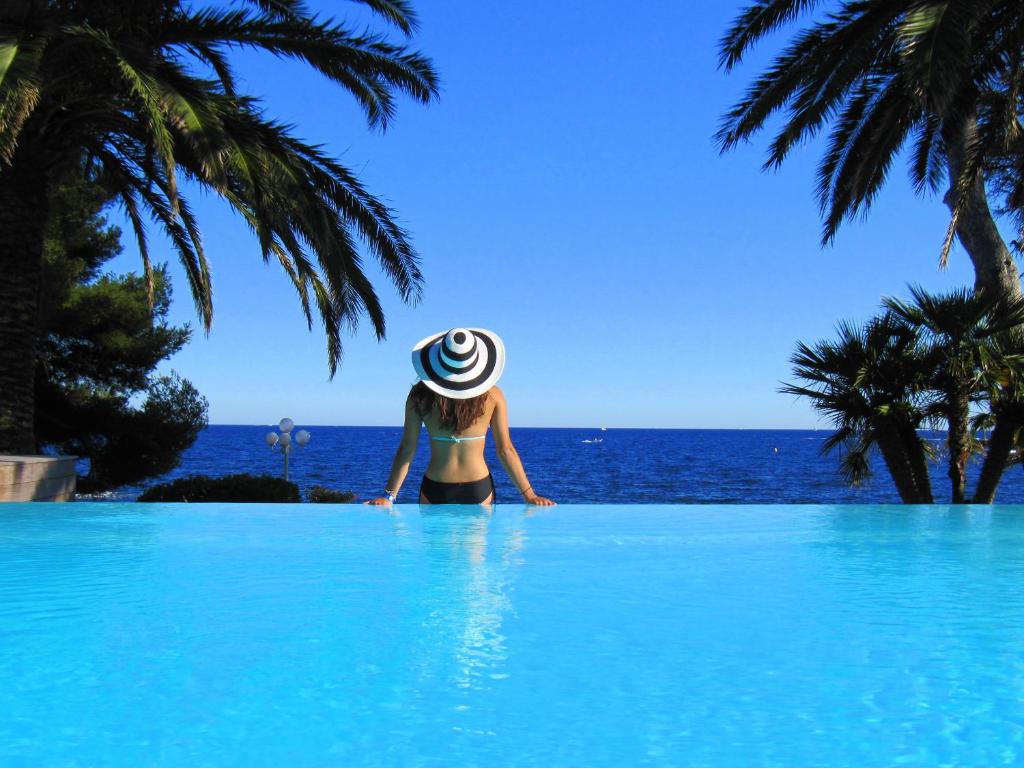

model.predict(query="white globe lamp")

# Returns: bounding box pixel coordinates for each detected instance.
[265,418,310,482]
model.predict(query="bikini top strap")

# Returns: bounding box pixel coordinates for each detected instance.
[430,434,486,444]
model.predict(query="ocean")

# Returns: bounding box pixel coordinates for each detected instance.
[109,425,1024,504]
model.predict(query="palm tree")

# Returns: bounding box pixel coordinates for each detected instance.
[962,316,1024,503]
[884,285,1024,502]
[0,0,439,454]
[972,368,1024,503]
[717,1,1024,300]
[782,312,934,503]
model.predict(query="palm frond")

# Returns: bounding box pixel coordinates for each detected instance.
[909,112,945,193]
[719,0,823,71]
[896,2,977,113]
[838,434,873,485]
[0,33,45,163]
[717,24,830,152]
[65,25,182,213]
[159,9,438,129]
[241,0,309,20]
[821,425,854,453]
[185,41,238,96]
[717,0,1024,273]
[764,6,905,170]
[819,71,920,243]
[350,0,420,36]
[782,303,934,490]
[91,143,213,329]
[109,179,155,309]
[0,0,438,373]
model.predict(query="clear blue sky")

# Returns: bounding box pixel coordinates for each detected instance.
[106,0,999,428]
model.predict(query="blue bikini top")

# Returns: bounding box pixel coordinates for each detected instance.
[430,434,486,444]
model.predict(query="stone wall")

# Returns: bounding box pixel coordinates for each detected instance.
[0,456,77,502]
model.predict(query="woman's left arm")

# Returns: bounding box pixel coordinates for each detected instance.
[490,386,555,506]
[366,394,421,505]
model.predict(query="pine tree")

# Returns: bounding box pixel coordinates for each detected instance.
[36,172,208,493]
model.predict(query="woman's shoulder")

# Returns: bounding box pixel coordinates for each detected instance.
[487,385,506,405]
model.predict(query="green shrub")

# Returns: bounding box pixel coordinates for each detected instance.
[307,485,356,503]
[138,473,300,502]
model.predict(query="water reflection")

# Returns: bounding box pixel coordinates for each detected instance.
[389,505,530,695]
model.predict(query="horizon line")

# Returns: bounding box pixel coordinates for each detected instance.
[210,423,831,431]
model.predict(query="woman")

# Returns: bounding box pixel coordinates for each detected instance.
[368,327,554,506]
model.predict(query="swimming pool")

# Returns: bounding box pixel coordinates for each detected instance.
[1,504,1022,766]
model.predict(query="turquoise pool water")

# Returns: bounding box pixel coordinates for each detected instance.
[2,504,1023,766]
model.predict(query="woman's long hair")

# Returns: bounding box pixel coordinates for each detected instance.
[410,381,489,434]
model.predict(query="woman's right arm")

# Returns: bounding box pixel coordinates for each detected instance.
[490,386,555,506]
[366,393,421,506]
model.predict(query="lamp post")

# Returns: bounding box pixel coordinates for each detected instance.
[265,418,311,481]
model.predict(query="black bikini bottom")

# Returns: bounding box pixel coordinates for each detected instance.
[420,474,496,504]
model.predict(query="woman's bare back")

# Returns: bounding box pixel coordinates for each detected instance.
[421,392,496,483]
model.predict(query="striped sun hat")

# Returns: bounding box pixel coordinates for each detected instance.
[411,327,506,399]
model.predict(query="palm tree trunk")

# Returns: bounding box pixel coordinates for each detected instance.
[973,414,1019,504]
[944,113,1022,301]
[0,162,49,455]
[875,420,929,504]
[945,387,971,504]
[895,417,934,503]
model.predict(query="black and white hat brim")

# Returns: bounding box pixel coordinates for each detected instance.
[411,327,506,399]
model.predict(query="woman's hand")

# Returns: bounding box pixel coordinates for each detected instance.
[524,491,556,506]
[364,497,393,506]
